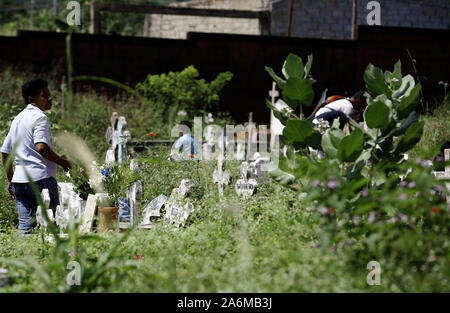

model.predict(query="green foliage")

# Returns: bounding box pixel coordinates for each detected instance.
[136,65,233,117]
[267,54,425,183]
[100,162,140,207]
[69,165,94,201]
[265,53,316,117]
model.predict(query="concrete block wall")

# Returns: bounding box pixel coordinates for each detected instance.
[271,0,449,39]
[144,0,267,39]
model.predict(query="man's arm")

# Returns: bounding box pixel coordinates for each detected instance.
[35,142,71,171]
[2,152,15,200]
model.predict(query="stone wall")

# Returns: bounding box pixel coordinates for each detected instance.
[271,0,450,39]
[143,0,268,39]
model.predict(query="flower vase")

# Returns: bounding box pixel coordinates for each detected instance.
[97,206,119,232]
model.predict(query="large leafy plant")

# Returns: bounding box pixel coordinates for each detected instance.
[266,54,424,184]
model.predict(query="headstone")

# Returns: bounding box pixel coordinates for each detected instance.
[235,162,258,199]
[140,194,168,228]
[432,149,450,203]
[164,179,195,227]
[249,152,270,177]
[36,189,54,227]
[212,154,231,196]
[55,182,86,229]
[80,193,99,234]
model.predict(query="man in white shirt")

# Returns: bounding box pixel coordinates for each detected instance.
[1,78,71,234]
[313,91,365,129]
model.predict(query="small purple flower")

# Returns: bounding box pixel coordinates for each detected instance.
[69,250,76,257]
[353,215,361,222]
[399,180,408,188]
[414,157,422,164]
[435,155,444,162]
[327,178,338,190]
[311,205,317,211]
[399,193,408,201]
[390,217,398,223]
[408,182,416,189]
[320,207,329,215]
[398,213,408,223]
[421,160,432,168]
[331,244,337,253]
[368,212,376,223]
[311,179,320,188]
[361,188,369,198]
[432,185,443,193]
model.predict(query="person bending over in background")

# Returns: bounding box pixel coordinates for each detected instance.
[313,91,365,130]
[1,78,71,234]
[170,120,199,161]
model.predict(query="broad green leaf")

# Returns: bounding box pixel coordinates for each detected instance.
[393,60,402,78]
[269,166,296,185]
[364,92,374,105]
[395,121,424,153]
[397,83,421,118]
[266,99,288,126]
[337,128,364,162]
[264,66,286,89]
[307,88,328,122]
[364,64,392,98]
[282,53,304,79]
[321,127,344,158]
[392,74,415,99]
[283,119,321,149]
[346,150,370,180]
[364,100,390,129]
[304,54,313,78]
[390,60,403,90]
[282,77,315,109]
[394,111,419,136]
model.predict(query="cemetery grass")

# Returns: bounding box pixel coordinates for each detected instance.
[1,148,449,292]
[0,67,449,292]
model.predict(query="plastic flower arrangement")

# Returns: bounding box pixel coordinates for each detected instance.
[100,163,140,207]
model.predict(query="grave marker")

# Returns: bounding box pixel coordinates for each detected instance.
[140,194,168,228]
[164,179,195,227]
[105,112,131,164]
[127,159,143,226]
[80,193,100,234]
[235,162,258,199]
[212,154,231,196]
[432,149,450,203]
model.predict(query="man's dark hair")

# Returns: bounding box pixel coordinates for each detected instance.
[179,120,192,130]
[22,78,48,105]
[351,91,364,101]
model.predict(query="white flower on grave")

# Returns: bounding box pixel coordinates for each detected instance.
[314,118,330,134]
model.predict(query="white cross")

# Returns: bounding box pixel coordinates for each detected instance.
[269,81,279,105]
[213,154,230,197]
